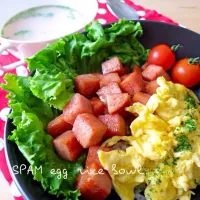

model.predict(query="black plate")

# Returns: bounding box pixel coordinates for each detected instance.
[4,20,200,200]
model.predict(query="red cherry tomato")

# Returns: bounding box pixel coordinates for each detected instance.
[199,67,200,82]
[171,58,200,87]
[148,44,176,71]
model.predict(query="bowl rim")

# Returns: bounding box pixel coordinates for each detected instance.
[4,19,200,200]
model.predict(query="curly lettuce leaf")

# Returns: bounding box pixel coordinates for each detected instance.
[80,20,148,72]
[30,70,74,101]
[49,89,74,110]
[26,42,77,111]
[29,68,75,110]
[30,70,67,100]
[105,19,143,41]
[82,19,143,56]
[1,74,57,127]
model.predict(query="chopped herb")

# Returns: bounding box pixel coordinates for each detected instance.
[14,30,30,36]
[163,157,179,166]
[194,179,198,185]
[184,119,196,132]
[156,178,162,184]
[174,135,192,152]
[149,188,156,193]
[156,166,161,172]
[185,96,197,109]
[3,5,77,26]
[162,160,167,165]
[186,113,193,118]
[172,157,179,165]
[146,193,152,200]
[45,12,54,17]
[173,126,185,136]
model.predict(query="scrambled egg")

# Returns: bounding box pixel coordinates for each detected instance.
[98,77,200,200]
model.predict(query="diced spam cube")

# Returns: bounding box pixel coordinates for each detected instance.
[98,114,126,139]
[53,131,84,162]
[120,72,145,95]
[63,93,93,125]
[121,73,130,81]
[75,74,100,96]
[142,64,171,81]
[90,97,105,116]
[96,82,122,104]
[92,72,103,79]
[86,145,103,169]
[118,109,132,118]
[75,163,112,200]
[73,113,107,148]
[141,62,149,71]
[106,93,131,114]
[103,106,109,114]
[100,73,121,88]
[102,57,123,75]
[86,145,112,169]
[47,114,72,138]
[145,80,159,95]
[120,66,130,75]
[132,92,150,105]
[126,115,137,131]
[101,147,113,152]
[132,65,142,74]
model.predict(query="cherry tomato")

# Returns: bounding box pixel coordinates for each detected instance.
[199,67,200,82]
[148,44,175,71]
[171,58,200,87]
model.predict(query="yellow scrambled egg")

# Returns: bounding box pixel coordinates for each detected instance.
[98,77,200,200]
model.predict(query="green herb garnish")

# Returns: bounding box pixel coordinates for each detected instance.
[156,178,162,185]
[14,30,30,36]
[174,135,192,152]
[185,96,197,109]
[184,119,196,132]
[163,157,179,166]
[194,179,199,185]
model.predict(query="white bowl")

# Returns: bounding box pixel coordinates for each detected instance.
[0,0,98,71]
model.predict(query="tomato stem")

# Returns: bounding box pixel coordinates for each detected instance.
[188,57,200,65]
[171,44,183,51]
